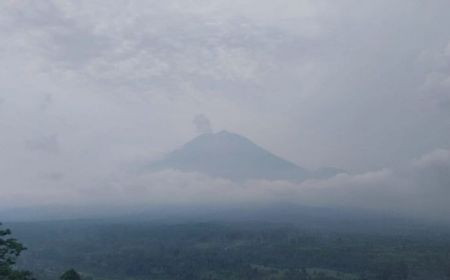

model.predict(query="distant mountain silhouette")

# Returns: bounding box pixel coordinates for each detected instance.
[147,131,344,182]
[311,167,348,179]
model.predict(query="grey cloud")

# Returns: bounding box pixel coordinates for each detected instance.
[421,43,450,112]
[114,149,450,220]
[38,93,53,112]
[1,0,313,94]
[1,0,450,219]
[40,172,64,182]
[193,114,213,134]
[6,1,112,67]
[25,134,59,154]
[1,148,449,222]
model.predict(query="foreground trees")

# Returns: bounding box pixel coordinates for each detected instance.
[0,223,34,280]
[1,223,83,280]
[60,269,81,280]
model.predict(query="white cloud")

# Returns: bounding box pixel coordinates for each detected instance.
[1,0,450,222]
[421,42,450,112]
[1,148,449,222]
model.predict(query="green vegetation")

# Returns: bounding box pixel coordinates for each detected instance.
[1,223,83,280]
[7,221,450,280]
[60,269,81,280]
[0,223,34,280]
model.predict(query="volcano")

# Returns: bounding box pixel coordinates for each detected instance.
[147,131,344,182]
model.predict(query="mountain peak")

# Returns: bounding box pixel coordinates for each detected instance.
[217,130,231,135]
[147,131,343,182]
[216,130,236,136]
[196,130,243,140]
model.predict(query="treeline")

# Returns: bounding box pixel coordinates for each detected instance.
[7,221,450,280]
[1,223,81,280]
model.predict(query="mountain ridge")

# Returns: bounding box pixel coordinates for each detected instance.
[147,130,344,182]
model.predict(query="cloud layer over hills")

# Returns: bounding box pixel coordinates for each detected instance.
[0,1,450,222]
[2,145,449,222]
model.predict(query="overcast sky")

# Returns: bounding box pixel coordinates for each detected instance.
[1,0,450,218]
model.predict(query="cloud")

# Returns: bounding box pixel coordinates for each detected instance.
[116,149,450,221]
[0,0,284,93]
[0,0,450,224]
[25,134,60,154]
[1,0,450,173]
[1,148,449,222]
[192,114,213,134]
[420,42,450,112]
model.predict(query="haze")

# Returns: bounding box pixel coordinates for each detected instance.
[1,0,450,222]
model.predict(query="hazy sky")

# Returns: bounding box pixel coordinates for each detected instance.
[1,0,450,218]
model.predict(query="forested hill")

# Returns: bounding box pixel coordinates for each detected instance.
[8,221,450,280]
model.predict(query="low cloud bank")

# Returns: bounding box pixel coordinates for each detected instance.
[2,149,449,222]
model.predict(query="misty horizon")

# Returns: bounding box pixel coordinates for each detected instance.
[1,0,450,224]
[3,2,450,280]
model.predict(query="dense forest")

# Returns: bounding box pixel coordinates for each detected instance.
[3,220,450,280]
